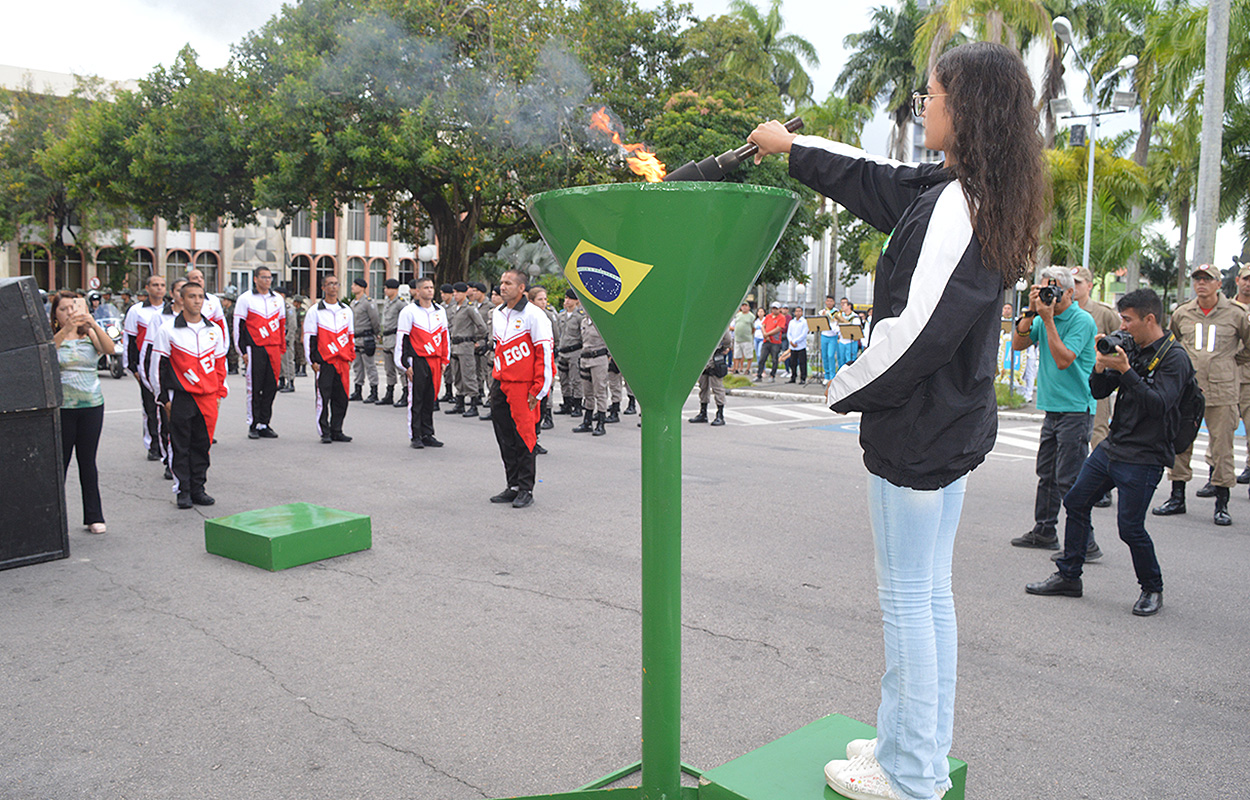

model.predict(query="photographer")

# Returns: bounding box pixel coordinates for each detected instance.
[1151,264,1250,525]
[1010,266,1099,554]
[1027,290,1194,616]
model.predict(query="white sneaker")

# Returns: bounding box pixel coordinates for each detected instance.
[824,759,850,786]
[846,738,876,759]
[828,753,903,800]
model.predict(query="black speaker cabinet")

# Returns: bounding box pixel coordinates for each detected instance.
[0,409,69,570]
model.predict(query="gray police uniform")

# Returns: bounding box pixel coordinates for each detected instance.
[476,300,495,401]
[351,294,381,390]
[698,329,734,406]
[449,300,487,400]
[579,313,610,415]
[557,307,584,406]
[281,299,298,382]
[380,294,408,389]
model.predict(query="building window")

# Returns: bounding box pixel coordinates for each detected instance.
[229,269,251,295]
[195,251,220,291]
[346,256,366,291]
[291,255,311,298]
[131,249,155,287]
[291,210,311,238]
[20,244,51,290]
[316,207,337,240]
[369,258,387,299]
[59,248,84,291]
[368,209,387,242]
[315,255,336,293]
[347,203,366,241]
[397,258,416,287]
[166,250,191,284]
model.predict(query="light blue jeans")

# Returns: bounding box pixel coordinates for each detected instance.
[820,335,838,380]
[867,473,965,800]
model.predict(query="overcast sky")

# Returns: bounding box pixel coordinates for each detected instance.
[5,0,1238,260]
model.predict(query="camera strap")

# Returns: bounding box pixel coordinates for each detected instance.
[1144,332,1177,376]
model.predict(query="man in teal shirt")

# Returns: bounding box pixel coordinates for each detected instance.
[1010,266,1100,555]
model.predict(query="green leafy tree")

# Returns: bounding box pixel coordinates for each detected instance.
[726,0,821,109]
[1138,229,1177,307]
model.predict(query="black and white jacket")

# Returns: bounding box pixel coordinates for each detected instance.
[791,136,1004,490]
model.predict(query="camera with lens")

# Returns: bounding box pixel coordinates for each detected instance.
[1097,330,1136,356]
[1037,285,1061,305]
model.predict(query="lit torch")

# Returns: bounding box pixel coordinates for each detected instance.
[662,117,804,182]
[589,107,667,182]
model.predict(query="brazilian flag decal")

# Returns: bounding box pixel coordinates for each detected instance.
[564,240,654,315]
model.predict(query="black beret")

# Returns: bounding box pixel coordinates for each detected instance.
[452,281,469,292]
[565,288,579,300]
[473,281,488,293]
[440,283,454,293]
[352,277,368,288]
[384,278,400,289]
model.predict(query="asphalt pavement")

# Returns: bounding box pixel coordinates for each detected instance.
[2,372,1247,800]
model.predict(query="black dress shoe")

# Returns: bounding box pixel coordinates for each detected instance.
[491,487,519,503]
[257,427,279,438]
[1093,491,1112,508]
[1011,530,1059,550]
[321,434,333,444]
[511,489,534,508]
[331,432,352,442]
[1026,572,1083,597]
[164,466,173,480]
[176,493,193,509]
[1051,541,1103,562]
[147,451,162,462]
[191,492,215,506]
[248,428,261,439]
[1132,591,1162,616]
[410,439,424,449]
[533,442,547,455]
[421,436,443,448]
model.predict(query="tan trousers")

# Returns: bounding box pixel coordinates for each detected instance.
[1169,403,1238,487]
[1090,395,1113,450]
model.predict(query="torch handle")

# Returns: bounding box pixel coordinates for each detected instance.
[731,117,804,161]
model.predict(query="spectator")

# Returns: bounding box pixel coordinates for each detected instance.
[1072,266,1121,508]
[52,291,114,534]
[786,305,809,384]
[753,307,765,358]
[731,302,755,374]
[1010,266,1099,554]
[755,301,787,382]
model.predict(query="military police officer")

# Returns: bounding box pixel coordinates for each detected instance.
[574,310,610,436]
[380,278,408,407]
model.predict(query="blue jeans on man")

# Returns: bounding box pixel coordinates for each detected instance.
[1057,442,1164,591]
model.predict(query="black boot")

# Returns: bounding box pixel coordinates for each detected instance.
[380,385,395,406]
[349,385,363,402]
[440,385,454,402]
[394,385,408,407]
[1196,466,1216,498]
[605,402,620,423]
[281,378,295,393]
[689,403,709,423]
[572,409,594,433]
[624,396,637,415]
[463,397,479,418]
[446,396,466,415]
[592,412,607,436]
[478,404,492,421]
[1214,486,1232,526]
[710,405,725,426]
[1152,481,1187,516]
[364,385,378,404]
[554,399,571,415]
[1239,465,1250,484]
[541,406,554,429]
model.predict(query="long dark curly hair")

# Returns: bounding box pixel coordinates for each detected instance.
[934,42,1050,284]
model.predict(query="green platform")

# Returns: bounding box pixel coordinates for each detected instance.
[204,503,371,571]
[699,715,966,800]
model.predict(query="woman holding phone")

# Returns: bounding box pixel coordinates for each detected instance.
[52,291,115,534]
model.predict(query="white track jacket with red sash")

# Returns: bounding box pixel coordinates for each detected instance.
[140,305,176,393]
[233,289,286,379]
[201,292,226,337]
[492,297,553,451]
[123,301,164,385]
[303,300,356,394]
[395,302,450,389]
[152,313,229,440]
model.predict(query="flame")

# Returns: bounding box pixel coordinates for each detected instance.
[589,107,667,182]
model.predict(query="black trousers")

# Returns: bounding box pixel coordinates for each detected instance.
[170,392,211,495]
[317,362,350,436]
[61,405,105,524]
[492,382,536,492]
[247,345,278,429]
[139,380,160,456]
[407,357,436,441]
[757,341,783,378]
[787,348,807,382]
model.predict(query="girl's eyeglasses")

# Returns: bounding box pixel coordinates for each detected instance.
[912,92,947,117]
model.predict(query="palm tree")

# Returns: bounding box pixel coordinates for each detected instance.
[796,93,873,294]
[912,0,1054,73]
[1147,114,1201,299]
[726,0,821,109]
[836,0,927,162]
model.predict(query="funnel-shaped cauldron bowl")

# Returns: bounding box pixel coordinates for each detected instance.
[527,182,799,413]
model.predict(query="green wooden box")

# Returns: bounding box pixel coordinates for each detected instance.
[698,714,966,800]
[204,503,371,571]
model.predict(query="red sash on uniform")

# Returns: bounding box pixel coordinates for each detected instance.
[244,309,286,379]
[317,325,356,395]
[494,329,547,452]
[408,326,448,390]
[170,346,226,440]
[501,381,540,452]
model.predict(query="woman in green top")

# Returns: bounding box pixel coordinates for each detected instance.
[52,291,115,534]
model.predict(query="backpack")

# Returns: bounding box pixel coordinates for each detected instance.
[1147,334,1204,454]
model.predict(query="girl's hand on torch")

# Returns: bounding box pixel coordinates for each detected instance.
[748,121,797,164]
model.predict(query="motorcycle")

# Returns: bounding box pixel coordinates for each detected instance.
[93,307,126,379]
